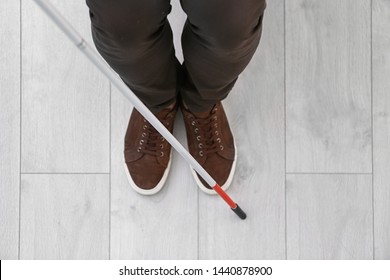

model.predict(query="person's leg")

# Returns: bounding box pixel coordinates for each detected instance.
[180,0,266,112]
[179,0,266,193]
[85,0,181,194]
[86,0,182,113]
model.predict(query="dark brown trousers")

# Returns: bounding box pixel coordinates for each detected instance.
[86,0,266,113]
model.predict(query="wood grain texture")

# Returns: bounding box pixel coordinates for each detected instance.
[19,174,109,259]
[168,0,185,63]
[21,0,109,173]
[373,0,390,260]
[109,2,198,260]
[286,0,371,173]
[4,0,387,260]
[198,0,285,259]
[0,0,20,260]
[286,174,373,259]
[110,93,198,259]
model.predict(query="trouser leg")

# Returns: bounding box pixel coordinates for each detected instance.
[85,0,182,113]
[180,0,267,112]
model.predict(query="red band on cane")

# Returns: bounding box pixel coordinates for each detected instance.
[213,184,237,209]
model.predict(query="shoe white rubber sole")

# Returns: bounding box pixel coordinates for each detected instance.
[123,151,173,196]
[191,143,237,195]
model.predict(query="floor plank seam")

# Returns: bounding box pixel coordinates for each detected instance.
[21,172,111,175]
[10,0,382,260]
[18,0,22,261]
[197,188,200,260]
[108,82,112,260]
[370,0,375,260]
[283,0,287,261]
[285,172,373,175]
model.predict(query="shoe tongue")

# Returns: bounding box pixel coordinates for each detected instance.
[155,110,169,120]
[193,111,210,119]
[192,104,217,119]
[192,106,214,119]
[155,104,175,119]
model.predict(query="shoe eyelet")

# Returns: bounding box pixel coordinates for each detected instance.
[196,136,201,141]
[160,152,164,157]
[160,144,164,149]
[143,125,147,130]
[191,121,196,126]
[139,140,144,145]
[198,143,203,149]
[215,131,219,135]
[161,137,165,142]
[213,116,218,121]
[143,119,147,123]
[220,145,224,151]
[137,147,141,152]
[217,138,221,143]
[194,128,199,134]
[142,132,146,138]
[166,122,170,126]
[199,151,204,157]
[214,124,218,128]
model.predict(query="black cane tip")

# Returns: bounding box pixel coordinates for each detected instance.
[232,204,247,220]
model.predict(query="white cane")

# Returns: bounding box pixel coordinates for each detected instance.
[32,0,246,219]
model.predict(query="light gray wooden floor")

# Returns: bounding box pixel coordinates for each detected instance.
[0,0,389,260]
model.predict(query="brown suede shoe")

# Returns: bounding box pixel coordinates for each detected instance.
[124,103,177,195]
[181,101,236,194]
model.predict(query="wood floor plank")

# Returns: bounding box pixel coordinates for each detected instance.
[19,174,109,259]
[109,2,198,260]
[286,174,373,259]
[110,93,198,260]
[373,0,390,260]
[168,0,185,63]
[0,0,20,260]
[21,0,109,173]
[286,0,371,173]
[198,0,285,259]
